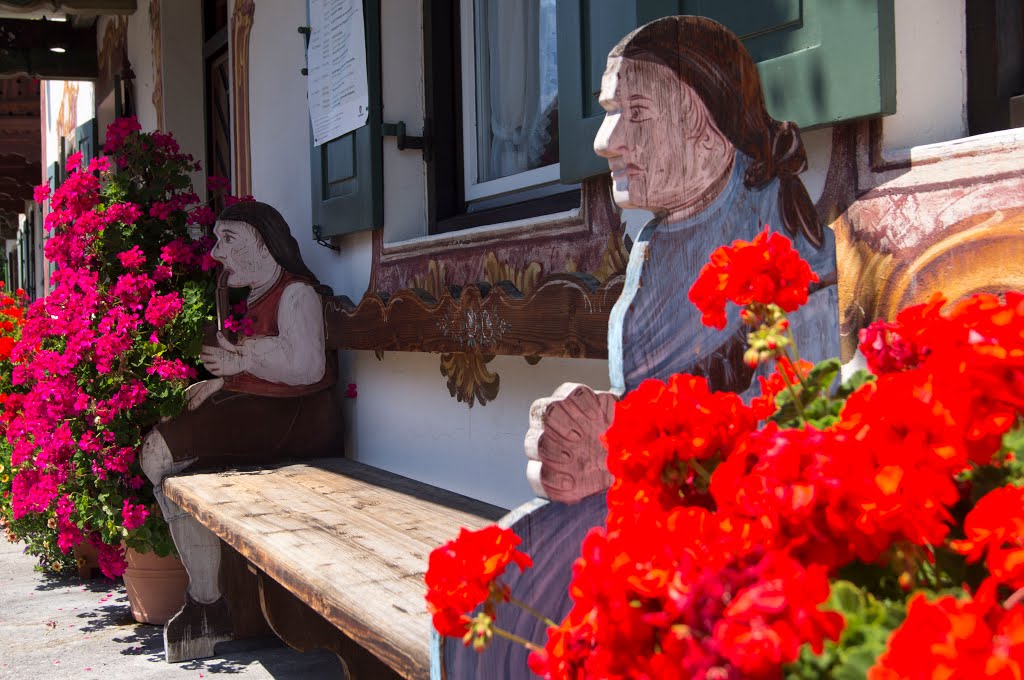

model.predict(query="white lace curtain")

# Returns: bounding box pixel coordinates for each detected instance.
[475,0,558,182]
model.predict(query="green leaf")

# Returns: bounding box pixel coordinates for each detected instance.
[829,580,866,618]
[836,647,880,680]
[786,581,905,680]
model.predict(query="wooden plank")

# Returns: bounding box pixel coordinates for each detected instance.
[323,274,623,358]
[164,458,505,680]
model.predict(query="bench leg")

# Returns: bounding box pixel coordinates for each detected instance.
[254,569,403,680]
[220,542,273,639]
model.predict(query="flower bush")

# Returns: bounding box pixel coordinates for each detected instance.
[0,118,245,577]
[426,228,1024,678]
[0,285,28,534]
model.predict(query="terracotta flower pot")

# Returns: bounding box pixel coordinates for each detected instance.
[73,541,100,579]
[123,548,189,625]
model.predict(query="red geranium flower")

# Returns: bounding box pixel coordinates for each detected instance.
[951,485,1024,589]
[869,581,1024,680]
[749,357,814,420]
[425,525,532,638]
[688,227,819,330]
[602,373,758,524]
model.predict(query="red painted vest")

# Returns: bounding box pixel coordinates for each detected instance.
[222,271,337,397]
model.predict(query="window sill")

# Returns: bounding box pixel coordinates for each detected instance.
[380,199,592,264]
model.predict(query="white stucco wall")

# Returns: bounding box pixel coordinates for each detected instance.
[242,0,612,508]
[161,0,206,196]
[43,81,61,167]
[883,0,968,150]
[128,0,974,509]
[127,0,160,133]
[42,81,96,168]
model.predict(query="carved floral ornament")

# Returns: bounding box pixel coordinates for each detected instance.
[393,240,628,408]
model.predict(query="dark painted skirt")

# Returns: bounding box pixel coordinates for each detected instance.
[157,386,344,471]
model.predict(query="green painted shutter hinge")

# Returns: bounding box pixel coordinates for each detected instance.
[381,121,427,153]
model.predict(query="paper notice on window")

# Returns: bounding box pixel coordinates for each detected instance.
[307,0,369,147]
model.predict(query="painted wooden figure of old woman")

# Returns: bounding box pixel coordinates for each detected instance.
[598,16,838,397]
[140,201,342,662]
[528,16,839,505]
[446,16,840,678]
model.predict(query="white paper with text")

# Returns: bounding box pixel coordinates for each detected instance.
[307,0,369,147]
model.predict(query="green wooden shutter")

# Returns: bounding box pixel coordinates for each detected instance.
[46,162,58,200]
[75,118,99,161]
[44,162,60,295]
[26,207,40,299]
[557,0,896,183]
[307,0,383,239]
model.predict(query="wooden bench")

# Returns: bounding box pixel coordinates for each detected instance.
[163,457,505,679]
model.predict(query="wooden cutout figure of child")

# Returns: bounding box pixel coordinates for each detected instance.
[140,201,343,663]
[527,16,839,504]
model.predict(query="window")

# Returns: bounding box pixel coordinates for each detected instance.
[459,0,560,201]
[966,0,1024,135]
[428,0,578,234]
[310,0,896,239]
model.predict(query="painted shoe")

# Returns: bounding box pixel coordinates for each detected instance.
[163,593,233,663]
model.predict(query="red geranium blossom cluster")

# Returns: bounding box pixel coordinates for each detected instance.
[530,507,842,679]
[688,226,819,329]
[0,119,248,576]
[0,285,27,363]
[427,229,1024,678]
[425,525,533,646]
[602,373,758,521]
[869,581,1024,679]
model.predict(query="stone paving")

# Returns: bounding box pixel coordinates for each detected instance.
[0,540,341,679]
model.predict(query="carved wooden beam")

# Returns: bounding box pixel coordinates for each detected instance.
[148,0,161,129]
[0,18,97,78]
[0,116,40,132]
[0,131,40,161]
[0,152,39,169]
[0,198,24,213]
[0,0,136,15]
[0,213,17,239]
[323,274,623,359]
[231,0,254,195]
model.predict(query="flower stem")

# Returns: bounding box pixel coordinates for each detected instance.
[1005,586,1024,609]
[690,459,712,483]
[508,596,558,628]
[493,625,542,652]
[785,327,808,389]
[779,365,807,425]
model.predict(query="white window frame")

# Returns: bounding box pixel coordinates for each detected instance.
[459,0,561,203]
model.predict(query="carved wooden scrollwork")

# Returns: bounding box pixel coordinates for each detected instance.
[325,274,620,358]
[324,271,623,407]
[439,352,499,408]
[401,252,551,406]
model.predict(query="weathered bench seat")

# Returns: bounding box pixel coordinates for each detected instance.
[163,457,506,679]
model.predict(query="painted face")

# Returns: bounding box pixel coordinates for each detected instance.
[211,220,276,288]
[594,56,733,215]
